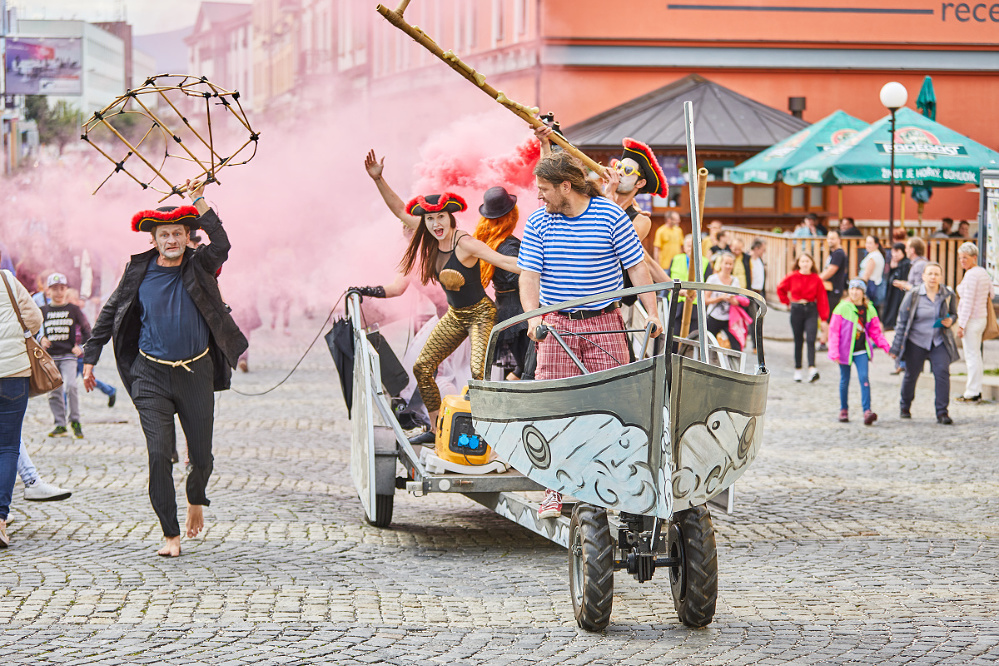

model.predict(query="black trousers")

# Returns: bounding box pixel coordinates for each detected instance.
[130,353,215,537]
[790,302,819,369]
[900,342,950,417]
[706,316,742,352]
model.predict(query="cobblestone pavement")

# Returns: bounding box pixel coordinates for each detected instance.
[2,313,998,665]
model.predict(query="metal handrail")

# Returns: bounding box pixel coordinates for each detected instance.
[484,280,768,375]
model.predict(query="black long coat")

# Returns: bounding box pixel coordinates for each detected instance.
[83,209,248,394]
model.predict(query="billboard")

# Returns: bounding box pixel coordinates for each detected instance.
[4,37,82,95]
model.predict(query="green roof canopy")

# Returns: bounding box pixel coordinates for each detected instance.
[727,110,868,184]
[783,107,999,187]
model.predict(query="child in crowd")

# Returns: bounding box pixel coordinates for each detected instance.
[828,279,891,425]
[39,274,91,438]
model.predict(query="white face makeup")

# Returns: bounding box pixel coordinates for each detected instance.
[424,211,452,242]
[153,224,190,261]
[615,157,643,195]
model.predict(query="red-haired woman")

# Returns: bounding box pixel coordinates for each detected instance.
[777,253,830,383]
[363,151,520,442]
[474,186,528,379]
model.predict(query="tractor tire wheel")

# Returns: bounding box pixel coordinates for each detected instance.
[667,504,718,628]
[568,503,614,632]
[365,493,394,528]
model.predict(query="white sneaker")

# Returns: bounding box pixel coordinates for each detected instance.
[23,479,72,502]
[794,369,803,382]
[808,367,820,383]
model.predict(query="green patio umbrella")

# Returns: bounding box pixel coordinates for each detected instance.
[911,76,936,220]
[916,75,936,121]
[728,110,868,184]
[783,107,999,187]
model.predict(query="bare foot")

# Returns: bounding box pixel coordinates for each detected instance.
[157,536,181,557]
[186,504,205,538]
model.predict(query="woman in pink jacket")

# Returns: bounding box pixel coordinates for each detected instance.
[828,279,891,425]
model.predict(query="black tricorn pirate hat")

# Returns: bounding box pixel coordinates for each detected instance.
[405,193,467,217]
[620,138,669,198]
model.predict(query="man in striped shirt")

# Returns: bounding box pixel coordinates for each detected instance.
[519,151,663,518]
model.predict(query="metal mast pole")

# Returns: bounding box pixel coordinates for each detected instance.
[888,110,897,240]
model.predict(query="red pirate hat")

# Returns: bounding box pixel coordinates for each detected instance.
[620,138,668,198]
[405,193,467,217]
[131,205,201,232]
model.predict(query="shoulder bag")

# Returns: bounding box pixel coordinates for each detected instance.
[984,289,998,341]
[0,271,63,397]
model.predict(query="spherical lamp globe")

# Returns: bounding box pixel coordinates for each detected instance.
[880,82,908,110]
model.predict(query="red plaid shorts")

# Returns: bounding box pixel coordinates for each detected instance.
[536,309,630,380]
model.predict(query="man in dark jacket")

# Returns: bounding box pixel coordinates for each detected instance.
[82,181,247,557]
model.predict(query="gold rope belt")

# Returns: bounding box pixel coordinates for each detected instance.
[139,347,209,373]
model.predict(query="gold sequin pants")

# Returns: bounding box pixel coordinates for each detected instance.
[413,296,497,412]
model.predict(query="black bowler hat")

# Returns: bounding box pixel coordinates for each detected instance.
[478,186,517,219]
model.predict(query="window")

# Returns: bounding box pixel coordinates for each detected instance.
[705,186,735,209]
[790,187,806,209]
[809,186,824,209]
[466,3,477,49]
[493,0,504,45]
[515,0,528,37]
[742,186,775,209]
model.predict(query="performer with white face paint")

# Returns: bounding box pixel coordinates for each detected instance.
[83,181,247,557]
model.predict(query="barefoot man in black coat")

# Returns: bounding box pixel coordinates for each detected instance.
[83,181,247,556]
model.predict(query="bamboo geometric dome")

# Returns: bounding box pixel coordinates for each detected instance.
[82,74,260,201]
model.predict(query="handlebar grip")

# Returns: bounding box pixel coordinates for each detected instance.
[535,324,549,341]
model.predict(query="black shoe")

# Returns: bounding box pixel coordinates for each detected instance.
[108,389,116,408]
[937,414,953,425]
[900,410,911,419]
[409,430,436,446]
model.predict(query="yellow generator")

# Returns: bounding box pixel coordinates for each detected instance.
[435,388,491,466]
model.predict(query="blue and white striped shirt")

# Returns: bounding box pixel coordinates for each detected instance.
[517,197,645,311]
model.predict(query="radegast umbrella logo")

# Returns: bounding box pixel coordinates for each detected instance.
[762,128,810,161]
[877,127,968,159]
[828,128,859,147]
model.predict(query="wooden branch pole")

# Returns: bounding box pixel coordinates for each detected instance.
[679,167,710,338]
[375,3,607,176]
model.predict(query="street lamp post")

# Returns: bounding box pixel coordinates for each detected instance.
[880,82,908,240]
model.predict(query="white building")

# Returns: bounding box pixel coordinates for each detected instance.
[132,48,157,88]
[186,2,253,108]
[16,19,126,114]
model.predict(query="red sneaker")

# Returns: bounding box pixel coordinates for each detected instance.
[538,490,562,519]
[838,409,849,423]
[863,410,878,426]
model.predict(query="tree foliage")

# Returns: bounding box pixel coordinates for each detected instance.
[24,95,81,154]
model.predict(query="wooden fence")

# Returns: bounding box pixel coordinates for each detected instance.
[724,228,974,307]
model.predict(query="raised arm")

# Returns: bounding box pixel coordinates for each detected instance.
[365,149,421,229]
[533,125,553,159]
[456,235,521,274]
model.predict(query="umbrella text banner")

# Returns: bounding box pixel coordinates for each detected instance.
[784,107,999,187]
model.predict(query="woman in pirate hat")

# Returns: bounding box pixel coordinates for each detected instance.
[362,151,520,442]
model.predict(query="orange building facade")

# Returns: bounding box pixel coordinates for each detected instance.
[349,0,999,227]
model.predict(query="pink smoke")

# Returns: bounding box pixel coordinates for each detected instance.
[0,93,543,335]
